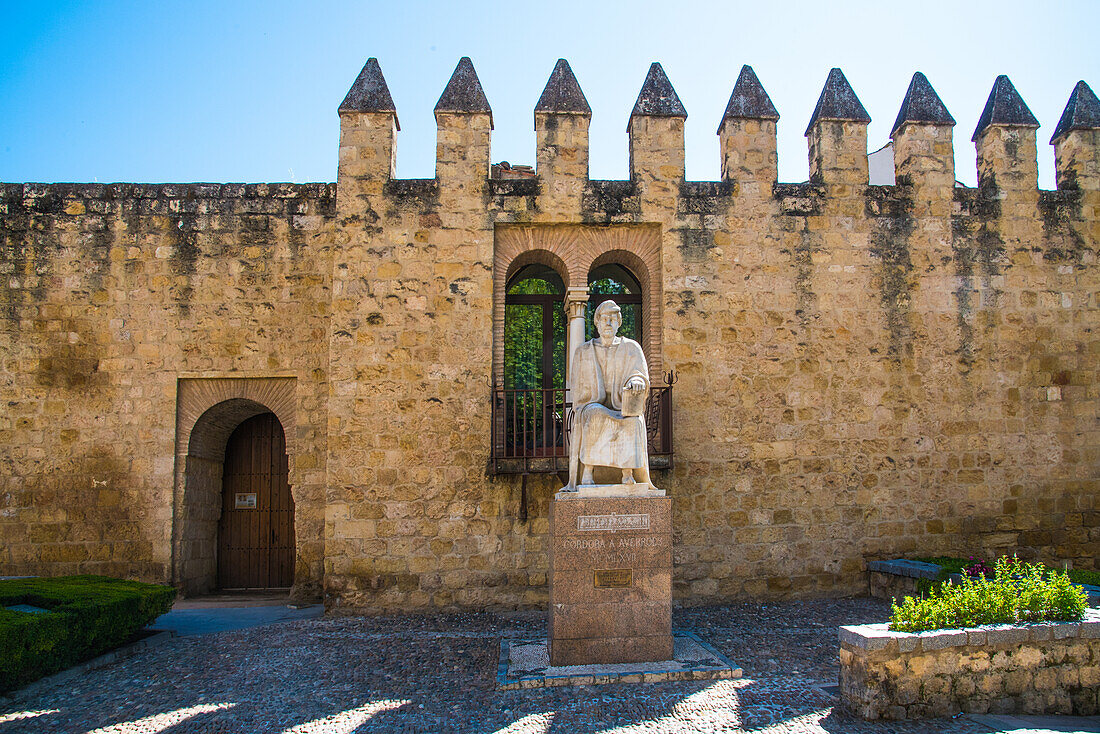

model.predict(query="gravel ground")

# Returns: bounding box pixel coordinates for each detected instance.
[0,597,992,733]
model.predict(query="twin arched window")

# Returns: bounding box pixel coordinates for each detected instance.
[504,263,643,390]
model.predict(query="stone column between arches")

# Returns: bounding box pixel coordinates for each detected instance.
[172,376,298,596]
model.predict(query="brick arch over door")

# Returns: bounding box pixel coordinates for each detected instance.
[172,377,297,595]
[494,224,663,385]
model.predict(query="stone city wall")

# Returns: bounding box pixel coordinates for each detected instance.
[324,60,1099,611]
[0,182,335,597]
[1,57,1098,611]
[840,610,1100,719]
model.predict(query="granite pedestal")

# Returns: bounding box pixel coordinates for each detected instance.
[549,488,672,666]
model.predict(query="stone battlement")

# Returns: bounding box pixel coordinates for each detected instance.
[339,58,1100,203]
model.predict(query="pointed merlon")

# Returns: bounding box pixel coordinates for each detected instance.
[717,65,779,134]
[805,68,871,136]
[628,63,687,131]
[435,57,493,128]
[971,75,1038,142]
[535,59,591,115]
[339,57,400,130]
[890,72,955,138]
[1050,80,1100,144]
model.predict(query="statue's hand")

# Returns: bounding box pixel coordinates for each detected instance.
[625,377,646,393]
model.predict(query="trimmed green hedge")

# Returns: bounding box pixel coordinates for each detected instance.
[912,555,1100,587]
[0,575,176,692]
[911,556,970,575]
[1069,569,1100,586]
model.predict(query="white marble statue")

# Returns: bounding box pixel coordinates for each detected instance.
[563,300,657,492]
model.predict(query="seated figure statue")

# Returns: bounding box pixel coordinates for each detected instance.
[564,300,657,491]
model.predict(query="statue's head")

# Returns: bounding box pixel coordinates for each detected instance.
[593,300,622,340]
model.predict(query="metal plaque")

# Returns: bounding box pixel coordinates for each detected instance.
[594,568,633,588]
[234,493,257,509]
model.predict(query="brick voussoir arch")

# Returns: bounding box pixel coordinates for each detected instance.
[493,223,662,385]
[176,377,298,460]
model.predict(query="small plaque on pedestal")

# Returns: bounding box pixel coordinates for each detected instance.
[594,568,632,588]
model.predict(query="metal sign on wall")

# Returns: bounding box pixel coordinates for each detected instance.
[234,493,257,509]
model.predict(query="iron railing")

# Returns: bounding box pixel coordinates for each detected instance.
[489,383,674,476]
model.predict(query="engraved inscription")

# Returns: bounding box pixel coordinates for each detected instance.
[560,535,658,567]
[594,568,633,588]
[577,513,650,532]
[561,536,659,550]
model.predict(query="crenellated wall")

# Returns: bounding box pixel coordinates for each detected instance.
[1,57,1097,611]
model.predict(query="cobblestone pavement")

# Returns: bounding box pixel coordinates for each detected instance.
[0,598,998,733]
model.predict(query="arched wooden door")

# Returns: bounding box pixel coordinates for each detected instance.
[217,413,294,589]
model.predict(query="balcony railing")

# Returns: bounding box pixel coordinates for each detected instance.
[489,384,673,476]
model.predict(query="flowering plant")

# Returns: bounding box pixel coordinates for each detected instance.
[963,556,993,578]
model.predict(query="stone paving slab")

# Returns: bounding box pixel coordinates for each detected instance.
[497,630,741,689]
[152,603,323,636]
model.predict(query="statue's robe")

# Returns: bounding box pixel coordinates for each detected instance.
[570,336,650,470]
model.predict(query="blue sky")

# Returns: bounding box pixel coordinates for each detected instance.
[1,0,1096,188]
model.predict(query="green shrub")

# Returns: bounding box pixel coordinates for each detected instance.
[1068,569,1100,587]
[890,556,1087,632]
[0,575,176,692]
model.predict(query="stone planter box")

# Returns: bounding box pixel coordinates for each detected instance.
[839,609,1100,720]
[867,559,1100,607]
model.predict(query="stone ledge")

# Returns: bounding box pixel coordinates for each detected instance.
[866,559,942,580]
[555,484,665,499]
[489,178,539,197]
[841,609,1100,719]
[582,180,640,216]
[840,607,1100,655]
[772,182,825,215]
[1,182,337,201]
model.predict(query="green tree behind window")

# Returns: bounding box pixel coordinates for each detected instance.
[504,277,565,390]
[585,277,640,342]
